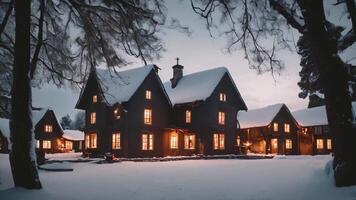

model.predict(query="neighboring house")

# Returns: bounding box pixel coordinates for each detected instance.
[34,108,65,153]
[292,102,356,155]
[76,65,172,158]
[163,64,247,156]
[237,104,301,155]
[0,118,10,153]
[63,130,84,152]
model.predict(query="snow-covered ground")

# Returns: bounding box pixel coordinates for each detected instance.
[0,153,356,200]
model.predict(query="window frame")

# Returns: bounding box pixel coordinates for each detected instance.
[145,90,152,100]
[327,139,332,150]
[213,133,225,150]
[86,133,97,149]
[185,110,191,124]
[112,133,121,150]
[285,139,292,149]
[170,132,179,149]
[316,139,324,150]
[218,111,225,125]
[92,95,98,103]
[90,112,96,124]
[44,124,53,133]
[284,123,290,133]
[142,133,154,150]
[184,134,195,150]
[43,140,51,149]
[219,92,226,102]
[144,109,152,125]
[273,123,278,132]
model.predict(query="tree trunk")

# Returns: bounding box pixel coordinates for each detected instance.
[9,0,42,189]
[298,0,356,186]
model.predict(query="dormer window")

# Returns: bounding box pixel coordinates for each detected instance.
[92,95,98,103]
[90,112,96,124]
[218,111,225,125]
[219,93,226,102]
[44,125,52,133]
[145,90,151,100]
[185,110,191,124]
[114,108,120,120]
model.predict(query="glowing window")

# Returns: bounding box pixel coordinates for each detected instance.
[113,108,120,120]
[185,110,191,123]
[66,141,73,150]
[284,123,290,133]
[44,125,52,133]
[236,136,241,146]
[184,135,195,150]
[43,140,51,149]
[145,90,151,100]
[112,133,121,149]
[86,133,97,149]
[327,139,332,150]
[316,139,324,149]
[92,95,97,103]
[218,112,225,125]
[219,93,226,102]
[90,112,96,124]
[36,140,40,148]
[144,109,152,125]
[271,138,278,149]
[170,132,178,149]
[85,135,90,149]
[213,133,225,150]
[142,133,154,150]
[273,123,278,132]
[285,139,292,149]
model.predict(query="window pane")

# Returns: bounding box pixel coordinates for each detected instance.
[93,95,97,103]
[273,123,278,132]
[112,133,121,149]
[170,133,178,149]
[327,139,332,150]
[149,134,154,150]
[186,110,191,123]
[142,134,148,150]
[218,112,225,125]
[184,135,195,150]
[43,140,51,149]
[146,90,151,99]
[144,109,152,125]
[285,139,292,149]
[316,139,324,149]
[90,112,96,124]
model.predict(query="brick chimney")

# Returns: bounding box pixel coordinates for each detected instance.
[170,57,183,88]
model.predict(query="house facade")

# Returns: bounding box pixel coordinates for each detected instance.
[76,64,247,158]
[237,104,301,155]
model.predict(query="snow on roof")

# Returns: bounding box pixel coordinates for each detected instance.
[96,65,155,104]
[292,101,356,127]
[63,130,84,141]
[32,108,49,125]
[163,67,230,105]
[237,104,285,129]
[0,118,10,141]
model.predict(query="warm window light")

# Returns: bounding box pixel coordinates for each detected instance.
[44,124,52,133]
[114,108,120,120]
[112,133,121,149]
[284,123,290,133]
[236,136,241,146]
[93,95,97,103]
[271,138,278,149]
[327,139,332,150]
[90,112,96,124]
[170,132,178,149]
[36,140,40,148]
[285,139,292,149]
[213,133,225,150]
[43,140,51,149]
[66,141,73,150]
[273,123,278,132]
[316,139,323,149]
[86,133,97,148]
[184,135,195,149]
[186,110,191,123]
[219,93,226,102]
[218,112,225,125]
[145,90,152,100]
[142,133,154,150]
[144,109,152,125]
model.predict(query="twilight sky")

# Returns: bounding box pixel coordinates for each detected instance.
[33,0,355,119]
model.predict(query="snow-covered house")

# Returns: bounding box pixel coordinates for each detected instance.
[164,64,247,156]
[237,104,301,155]
[62,130,84,152]
[0,118,10,153]
[76,65,172,158]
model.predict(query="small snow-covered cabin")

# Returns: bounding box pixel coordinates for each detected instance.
[163,64,247,156]
[237,104,300,155]
[76,65,171,158]
[62,130,84,152]
[0,118,10,153]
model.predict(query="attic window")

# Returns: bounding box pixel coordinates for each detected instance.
[93,95,98,103]
[145,90,151,100]
[273,123,278,132]
[44,125,52,133]
[114,108,120,120]
[90,112,96,124]
[185,110,191,123]
[284,123,290,133]
[219,93,226,102]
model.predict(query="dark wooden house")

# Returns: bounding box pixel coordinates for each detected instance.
[0,118,10,153]
[163,64,247,156]
[237,104,301,155]
[34,108,65,153]
[76,65,172,158]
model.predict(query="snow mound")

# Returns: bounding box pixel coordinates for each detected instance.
[237,103,285,128]
[63,130,84,141]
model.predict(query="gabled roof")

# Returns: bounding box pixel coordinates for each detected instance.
[0,118,10,142]
[292,101,356,127]
[32,108,49,125]
[163,67,247,108]
[237,103,289,129]
[63,130,84,141]
[77,64,171,107]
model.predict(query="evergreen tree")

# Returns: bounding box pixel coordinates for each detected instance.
[60,114,72,130]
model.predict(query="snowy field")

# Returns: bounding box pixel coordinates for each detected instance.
[1,154,356,200]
